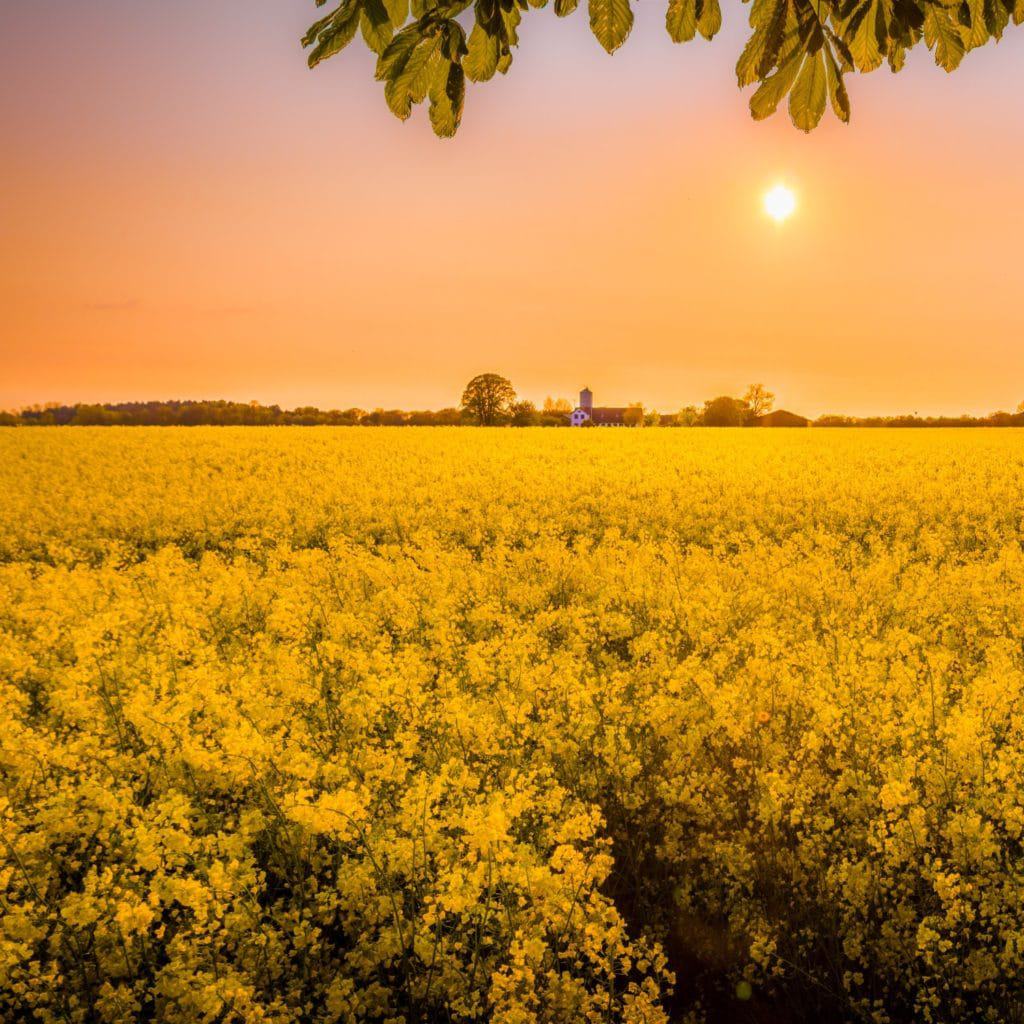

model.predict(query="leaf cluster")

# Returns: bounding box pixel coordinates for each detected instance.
[303,0,1022,136]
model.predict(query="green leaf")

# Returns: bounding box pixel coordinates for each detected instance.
[789,51,827,131]
[360,0,395,54]
[758,0,792,76]
[749,50,803,120]
[874,0,890,54]
[845,0,886,71]
[306,3,362,67]
[439,19,468,60]
[983,0,1009,39]
[824,45,851,122]
[667,0,698,41]
[464,22,500,81]
[737,30,767,84]
[923,5,966,68]
[377,26,420,81]
[555,0,579,13]
[697,0,723,38]
[502,4,523,48]
[384,37,439,118]
[891,0,925,36]
[589,0,634,53]
[429,61,465,137]
[384,0,409,24]
[749,0,778,28]
[826,24,856,68]
[303,5,345,48]
[963,0,991,46]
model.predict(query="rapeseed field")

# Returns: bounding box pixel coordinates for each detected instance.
[3,428,1024,1023]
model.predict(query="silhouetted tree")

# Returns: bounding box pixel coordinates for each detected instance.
[744,384,775,419]
[703,396,748,426]
[511,400,540,427]
[543,397,572,415]
[623,404,645,428]
[433,407,464,425]
[461,374,516,426]
[364,409,409,426]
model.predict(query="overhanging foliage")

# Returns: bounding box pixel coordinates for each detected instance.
[303,0,1022,137]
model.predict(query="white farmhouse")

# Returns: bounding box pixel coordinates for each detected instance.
[570,387,629,427]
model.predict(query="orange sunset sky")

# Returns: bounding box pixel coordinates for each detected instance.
[2,2,1023,417]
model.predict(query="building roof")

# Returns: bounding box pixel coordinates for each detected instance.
[590,407,628,424]
[755,409,809,427]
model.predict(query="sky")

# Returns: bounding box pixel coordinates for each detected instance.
[2,2,1023,417]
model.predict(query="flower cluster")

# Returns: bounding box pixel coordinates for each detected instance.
[2,427,1024,1022]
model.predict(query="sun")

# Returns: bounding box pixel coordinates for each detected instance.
[764,184,797,223]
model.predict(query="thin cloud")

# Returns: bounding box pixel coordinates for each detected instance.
[82,300,140,312]
[78,301,258,316]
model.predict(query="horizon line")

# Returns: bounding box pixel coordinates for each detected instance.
[5,395,1024,423]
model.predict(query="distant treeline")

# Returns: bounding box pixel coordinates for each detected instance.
[3,401,466,427]
[815,413,1024,427]
[4,399,1024,428]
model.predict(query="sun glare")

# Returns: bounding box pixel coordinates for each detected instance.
[764,184,797,223]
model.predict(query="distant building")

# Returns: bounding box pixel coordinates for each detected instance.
[755,409,810,427]
[570,388,629,427]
